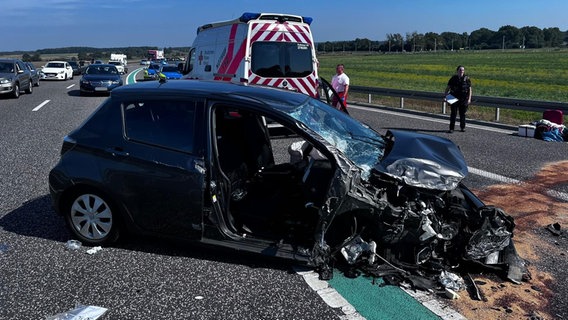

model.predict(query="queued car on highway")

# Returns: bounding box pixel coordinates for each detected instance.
[108,60,128,74]
[79,64,123,95]
[48,80,529,288]
[24,62,41,87]
[41,61,74,80]
[140,59,150,66]
[158,64,182,79]
[143,63,161,80]
[68,61,81,75]
[0,58,33,98]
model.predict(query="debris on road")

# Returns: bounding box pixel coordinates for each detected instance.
[46,304,108,320]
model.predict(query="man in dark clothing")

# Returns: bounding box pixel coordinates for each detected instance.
[444,65,472,133]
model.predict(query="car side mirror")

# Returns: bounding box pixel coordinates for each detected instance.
[17,70,24,74]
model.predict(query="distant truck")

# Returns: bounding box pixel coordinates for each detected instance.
[110,53,127,65]
[182,12,320,98]
[148,50,164,61]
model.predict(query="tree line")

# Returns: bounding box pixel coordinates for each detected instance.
[317,25,566,52]
[6,46,190,62]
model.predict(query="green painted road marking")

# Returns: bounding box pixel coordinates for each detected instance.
[328,270,441,320]
[126,67,144,84]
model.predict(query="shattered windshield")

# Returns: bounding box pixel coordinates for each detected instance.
[287,100,385,178]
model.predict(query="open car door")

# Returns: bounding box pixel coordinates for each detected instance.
[319,78,349,114]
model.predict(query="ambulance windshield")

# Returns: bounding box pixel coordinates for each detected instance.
[251,42,313,78]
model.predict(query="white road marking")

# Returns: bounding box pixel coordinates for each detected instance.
[32,100,50,111]
[294,268,365,319]
[468,167,521,184]
[66,84,75,89]
[470,166,568,201]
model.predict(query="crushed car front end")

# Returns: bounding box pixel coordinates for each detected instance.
[282,100,529,286]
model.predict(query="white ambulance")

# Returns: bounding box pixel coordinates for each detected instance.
[183,12,320,98]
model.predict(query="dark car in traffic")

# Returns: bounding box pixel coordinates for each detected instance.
[68,61,81,75]
[79,64,123,95]
[48,80,528,287]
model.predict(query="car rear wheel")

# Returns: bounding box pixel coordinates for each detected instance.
[65,191,120,245]
[12,83,20,98]
[25,82,32,94]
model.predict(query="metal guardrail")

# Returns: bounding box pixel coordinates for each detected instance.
[349,85,567,122]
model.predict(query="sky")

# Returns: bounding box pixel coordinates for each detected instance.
[2,0,567,52]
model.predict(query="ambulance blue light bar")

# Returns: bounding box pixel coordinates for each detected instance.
[240,12,313,25]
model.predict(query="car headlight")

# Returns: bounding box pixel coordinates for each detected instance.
[0,78,11,84]
[80,79,90,85]
[58,70,65,74]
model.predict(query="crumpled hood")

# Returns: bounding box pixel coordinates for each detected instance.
[373,129,468,190]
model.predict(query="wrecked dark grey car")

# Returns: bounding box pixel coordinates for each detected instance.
[49,80,529,290]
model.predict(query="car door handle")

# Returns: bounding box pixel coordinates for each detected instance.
[105,147,129,158]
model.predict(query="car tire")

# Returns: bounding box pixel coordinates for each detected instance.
[35,79,40,87]
[70,73,74,80]
[64,190,121,246]
[25,82,32,94]
[12,83,20,98]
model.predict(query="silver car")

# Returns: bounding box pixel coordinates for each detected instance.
[0,58,33,98]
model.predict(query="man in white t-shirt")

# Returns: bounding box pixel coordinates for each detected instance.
[331,64,350,111]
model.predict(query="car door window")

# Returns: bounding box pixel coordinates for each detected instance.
[123,99,198,153]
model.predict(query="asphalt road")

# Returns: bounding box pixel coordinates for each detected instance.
[0,70,566,319]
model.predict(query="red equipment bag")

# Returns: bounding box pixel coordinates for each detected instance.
[543,109,564,125]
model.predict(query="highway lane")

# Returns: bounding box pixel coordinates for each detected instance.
[0,73,566,319]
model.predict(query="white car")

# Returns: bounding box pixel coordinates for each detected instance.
[108,61,125,74]
[41,61,74,80]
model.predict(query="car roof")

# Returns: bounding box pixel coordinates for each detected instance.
[86,64,117,68]
[111,80,310,109]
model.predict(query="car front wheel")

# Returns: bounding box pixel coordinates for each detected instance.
[25,82,32,94]
[65,191,120,245]
[12,83,20,98]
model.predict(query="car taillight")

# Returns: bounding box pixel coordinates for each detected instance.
[60,135,77,156]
